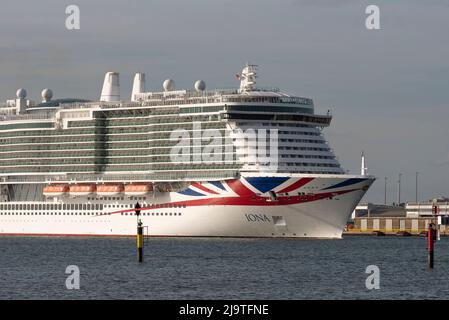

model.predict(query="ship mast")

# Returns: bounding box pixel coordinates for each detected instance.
[238,63,258,92]
[361,151,368,176]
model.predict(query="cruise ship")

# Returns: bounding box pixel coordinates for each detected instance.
[0,64,374,238]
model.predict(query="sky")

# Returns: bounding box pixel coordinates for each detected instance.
[0,0,448,204]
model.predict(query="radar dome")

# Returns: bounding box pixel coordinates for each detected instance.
[41,88,53,102]
[16,88,27,99]
[194,80,206,92]
[163,79,175,92]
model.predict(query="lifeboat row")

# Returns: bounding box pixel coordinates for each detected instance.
[43,183,153,197]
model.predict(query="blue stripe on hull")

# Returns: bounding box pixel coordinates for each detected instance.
[245,177,290,193]
[322,178,367,190]
[209,181,226,191]
[178,188,204,196]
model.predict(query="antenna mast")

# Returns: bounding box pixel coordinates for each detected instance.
[238,63,258,92]
[361,151,368,176]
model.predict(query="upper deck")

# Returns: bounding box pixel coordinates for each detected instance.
[0,64,323,123]
[0,65,341,184]
[0,87,332,129]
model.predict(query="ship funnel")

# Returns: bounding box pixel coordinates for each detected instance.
[100,72,120,102]
[131,72,146,102]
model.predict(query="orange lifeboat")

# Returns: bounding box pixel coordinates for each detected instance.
[43,184,69,197]
[69,184,96,197]
[97,183,124,196]
[125,183,153,196]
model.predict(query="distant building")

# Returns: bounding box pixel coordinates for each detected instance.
[353,203,405,218]
[406,197,449,218]
[348,201,448,235]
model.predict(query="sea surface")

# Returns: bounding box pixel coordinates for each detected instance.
[0,236,448,300]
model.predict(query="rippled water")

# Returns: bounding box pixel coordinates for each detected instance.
[0,236,448,299]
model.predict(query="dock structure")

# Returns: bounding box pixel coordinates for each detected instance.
[345,201,449,236]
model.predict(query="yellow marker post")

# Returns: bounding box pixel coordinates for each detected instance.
[135,202,143,263]
[137,221,144,263]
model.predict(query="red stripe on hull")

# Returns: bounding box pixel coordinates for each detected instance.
[0,233,133,238]
[190,182,219,194]
[226,179,255,197]
[105,188,360,216]
[277,177,315,193]
[0,233,336,239]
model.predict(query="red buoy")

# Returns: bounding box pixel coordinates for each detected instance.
[427,223,435,269]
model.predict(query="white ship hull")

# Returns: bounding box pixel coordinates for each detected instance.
[0,174,374,239]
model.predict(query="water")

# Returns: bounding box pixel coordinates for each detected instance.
[0,236,448,299]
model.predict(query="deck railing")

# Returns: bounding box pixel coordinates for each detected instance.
[0,170,240,184]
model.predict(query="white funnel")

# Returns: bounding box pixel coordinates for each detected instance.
[131,72,145,102]
[100,72,120,102]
